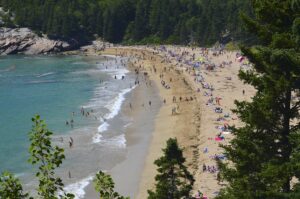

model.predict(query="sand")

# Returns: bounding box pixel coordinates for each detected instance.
[82,45,255,199]
[99,47,201,198]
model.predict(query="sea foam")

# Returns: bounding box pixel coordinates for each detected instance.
[98,122,109,133]
[100,134,126,148]
[63,176,94,199]
[26,80,59,84]
[105,86,136,120]
[36,72,55,78]
[111,134,126,148]
[92,134,103,143]
[93,85,136,146]
[93,134,127,148]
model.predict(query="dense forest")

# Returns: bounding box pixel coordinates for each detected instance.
[0,0,253,46]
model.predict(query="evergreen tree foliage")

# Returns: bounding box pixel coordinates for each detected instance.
[217,1,300,198]
[132,0,151,41]
[0,171,29,199]
[148,138,194,199]
[28,115,74,199]
[0,0,252,45]
[93,171,129,199]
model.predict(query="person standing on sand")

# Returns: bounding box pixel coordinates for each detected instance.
[69,137,73,148]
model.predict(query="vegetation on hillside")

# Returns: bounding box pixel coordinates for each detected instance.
[0,0,252,45]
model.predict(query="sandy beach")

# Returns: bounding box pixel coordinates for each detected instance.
[99,47,201,198]
[80,45,256,198]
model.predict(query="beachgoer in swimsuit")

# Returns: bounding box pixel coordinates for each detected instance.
[69,137,73,148]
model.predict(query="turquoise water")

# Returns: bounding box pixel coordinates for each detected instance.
[0,55,106,174]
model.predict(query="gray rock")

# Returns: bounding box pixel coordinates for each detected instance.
[0,27,74,55]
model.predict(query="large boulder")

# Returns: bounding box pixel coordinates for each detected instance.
[0,28,75,55]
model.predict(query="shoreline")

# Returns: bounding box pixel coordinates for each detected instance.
[83,77,162,198]
[81,52,162,199]
[98,47,201,198]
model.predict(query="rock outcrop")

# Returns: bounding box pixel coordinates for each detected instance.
[0,28,76,55]
[80,40,114,51]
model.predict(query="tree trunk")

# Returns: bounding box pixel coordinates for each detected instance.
[282,81,292,192]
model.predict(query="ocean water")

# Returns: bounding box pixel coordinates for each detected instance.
[0,55,136,197]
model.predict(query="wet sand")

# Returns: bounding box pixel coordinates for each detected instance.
[83,55,162,199]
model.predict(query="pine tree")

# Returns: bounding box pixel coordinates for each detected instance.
[148,138,194,199]
[217,1,300,198]
[133,0,151,41]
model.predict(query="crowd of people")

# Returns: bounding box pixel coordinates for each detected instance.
[79,45,251,198]
[152,45,251,199]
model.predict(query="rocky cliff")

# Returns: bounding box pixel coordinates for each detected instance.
[0,28,76,55]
